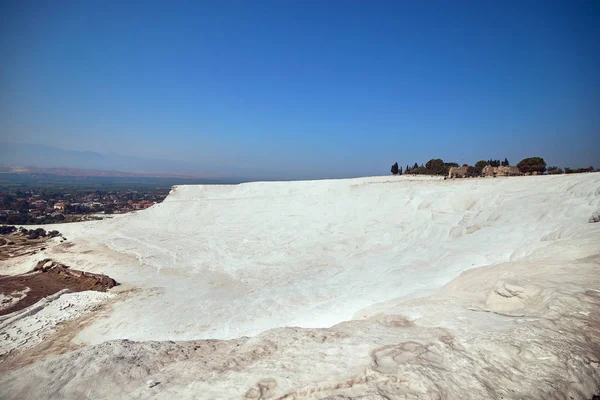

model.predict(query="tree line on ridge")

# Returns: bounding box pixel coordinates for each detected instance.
[390,157,596,177]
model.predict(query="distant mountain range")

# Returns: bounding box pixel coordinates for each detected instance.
[0,142,205,178]
[0,165,198,179]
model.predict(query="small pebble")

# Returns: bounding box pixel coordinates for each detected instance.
[146,380,159,388]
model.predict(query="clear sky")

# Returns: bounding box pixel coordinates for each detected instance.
[1,1,599,179]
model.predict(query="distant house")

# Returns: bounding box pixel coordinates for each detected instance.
[53,202,66,211]
[33,200,47,208]
[140,200,154,208]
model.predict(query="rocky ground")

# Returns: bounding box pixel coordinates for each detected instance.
[0,230,60,261]
[0,232,118,362]
[0,258,117,316]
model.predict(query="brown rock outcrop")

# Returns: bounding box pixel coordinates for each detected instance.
[0,260,117,315]
[33,259,117,291]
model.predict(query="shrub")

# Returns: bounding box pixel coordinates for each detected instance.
[411,166,429,175]
[0,225,17,235]
[26,228,46,240]
[565,166,594,174]
[466,166,479,177]
[547,166,563,175]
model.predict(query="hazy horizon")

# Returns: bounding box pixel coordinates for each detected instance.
[1,140,598,181]
[1,1,599,179]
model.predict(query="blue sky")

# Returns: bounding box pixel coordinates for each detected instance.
[1,1,599,179]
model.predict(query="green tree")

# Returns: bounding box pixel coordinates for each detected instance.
[466,166,479,177]
[473,160,488,176]
[517,157,547,174]
[474,160,488,170]
[391,162,399,175]
[425,159,448,175]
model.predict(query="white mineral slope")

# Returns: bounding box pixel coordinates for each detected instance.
[1,173,599,399]
[1,225,599,399]
[41,173,600,344]
[0,289,114,357]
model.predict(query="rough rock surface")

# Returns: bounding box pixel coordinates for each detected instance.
[0,259,117,316]
[0,289,114,357]
[1,257,599,399]
[33,258,118,291]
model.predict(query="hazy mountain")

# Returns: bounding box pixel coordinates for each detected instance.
[0,142,205,177]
